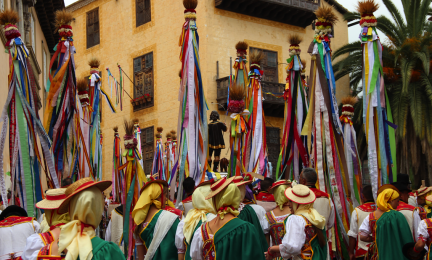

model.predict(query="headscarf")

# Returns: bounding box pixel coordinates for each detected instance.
[59,187,103,260]
[183,185,216,243]
[376,188,400,212]
[132,183,164,225]
[214,183,241,220]
[274,185,290,210]
[293,202,326,230]
[43,209,70,232]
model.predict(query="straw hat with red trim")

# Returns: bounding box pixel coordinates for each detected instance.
[269,180,291,193]
[377,184,400,196]
[139,177,168,194]
[205,177,234,200]
[426,194,432,202]
[284,184,316,205]
[417,186,432,197]
[232,174,253,187]
[58,177,112,214]
[36,188,67,210]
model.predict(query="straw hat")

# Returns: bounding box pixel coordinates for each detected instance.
[269,180,291,193]
[139,178,168,194]
[58,177,112,214]
[205,177,234,200]
[425,194,432,202]
[36,188,67,210]
[417,186,432,197]
[232,174,253,187]
[377,184,400,196]
[284,184,316,205]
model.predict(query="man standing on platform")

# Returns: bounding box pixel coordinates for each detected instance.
[348,185,375,260]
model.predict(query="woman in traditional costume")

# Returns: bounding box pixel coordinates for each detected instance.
[233,175,269,250]
[132,179,181,260]
[416,187,432,220]
[190,178,265,260]
[358,184,413,260]
[265,184,327,260]
[264,180,291,247]
[175,180,217,260]
[22,188,70,260]
[57,177,124,260]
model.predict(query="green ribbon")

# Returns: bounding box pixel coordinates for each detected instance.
[123,174,136,257]
[385,89,397,179]
[275,150,283,180]
[368,41,383,94]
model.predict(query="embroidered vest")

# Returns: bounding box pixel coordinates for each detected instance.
[418,206,428,220]
[299,216,317,259]
[201,223,215,260]
[355,203,375,257]
[424,218,432,248]
[265,211,288,245]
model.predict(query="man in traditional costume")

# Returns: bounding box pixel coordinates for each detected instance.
[0,206,40,260]
[256,178,275,202]
[413,194,432,259]
[22,188,70,260]
[176,177,195,216]
[233,175,269,250]
[105,204,123,253]
[348,185,375,260]
[265,184,327,260]
[132,179,181,260]
[416,186,432,220]
[208,111,227,172]
[392,173,421,240]
[190,178,265,259]
[359,184,413,259]
[264,180,291,248]
[175,180,216,260]
[57,177,124,260]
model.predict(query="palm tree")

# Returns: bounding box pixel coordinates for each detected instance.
[332,0,432,186]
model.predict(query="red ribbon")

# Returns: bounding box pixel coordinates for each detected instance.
[46,194,67,200]
[218,206,235,213]
[50,223,65,230]
[80,222,95,235]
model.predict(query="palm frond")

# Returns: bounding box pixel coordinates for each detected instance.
[343,12,361,22]
[332,41,362,60]
[413,51,430,75]
[400,58,415,93]
[382,0,407,37]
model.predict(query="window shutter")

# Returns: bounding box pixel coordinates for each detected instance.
[250,47,278,83]
[133,52,154,111]
[136,0,151,27]
[140,126,154,174]
[86,8,100,49]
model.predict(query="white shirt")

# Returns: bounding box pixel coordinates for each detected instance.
[279,215,307,259]
[0,219,40,260]
[359,215,371,236]
[239,203,269,233]
[22,233,46,260]
[416,219,431,250]
[190,224,212,260]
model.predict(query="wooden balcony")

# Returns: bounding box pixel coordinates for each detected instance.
[215,0,320,28]
[216,76,285,118]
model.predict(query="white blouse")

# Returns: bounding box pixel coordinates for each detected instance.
[175,220,186,254]
[359,215,371,237]
[416,219,430,250]
[239,203,269,234]
[279,215,307,259]
[22,233,46,260]
[0,220,40,260]
[189,223,210,260]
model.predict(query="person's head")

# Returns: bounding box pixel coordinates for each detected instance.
[183,177,195,195]
[36,188,70,227]
[418,194,426,206]
[212,182,241,219]
[416,187,432,206]
[210,111,220,122]
[261,177,274,192]
[133,181,168,225]
[271,181,290,210]
[62,177,72,187]
[361,185,374,203]
[391,173,412,203]
[377,186,400,211]
[231,175,253,202]
[0,205,27,221]
[299,168,317,186]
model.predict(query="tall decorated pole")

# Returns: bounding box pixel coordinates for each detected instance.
[112,126,123,204]
[301,6,353,256]
[177,0,208,189]
[151,127,165,180]
[77,78,91,179]
[243,50,268,177]
[277,35,309,180]
[0,10,58,214]
[340,96,363,207]
[88,58,116,181]
[119,119,147,259]
[358,0,396,198]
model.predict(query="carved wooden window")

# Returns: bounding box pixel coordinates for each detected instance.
[133,52,154,111]
[250,47,278,83]
[140,126,154,175]
[86,8,100,49]
[136,0,151,27]
[266,127,280,178]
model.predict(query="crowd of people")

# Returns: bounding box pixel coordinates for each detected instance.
[0,169,431,260]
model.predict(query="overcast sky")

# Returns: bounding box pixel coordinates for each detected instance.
[63,0,405,43]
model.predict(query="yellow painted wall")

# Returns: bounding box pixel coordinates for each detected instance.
[68,0,350,183]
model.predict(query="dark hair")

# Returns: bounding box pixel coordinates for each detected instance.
[210,111,220,121]
[183,177,195,194]
[301,168,317,184]
[261,177,274,192]
[62,177,72,187]
[362,185,374,201]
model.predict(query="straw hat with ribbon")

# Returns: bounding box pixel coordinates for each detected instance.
[232,174,253,187]
[36,188,67,210]
[197,179,215,189]
[205,178,234,200]
[417,186,432,197]
[269,180,291,193]
[139,177,168,195]
[284,184,316,205]
[58,177,112,214]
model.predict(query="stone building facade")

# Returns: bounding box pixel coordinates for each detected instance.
[66,0,350,181]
